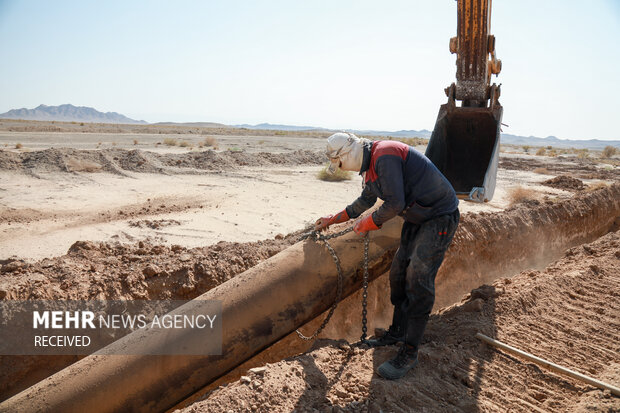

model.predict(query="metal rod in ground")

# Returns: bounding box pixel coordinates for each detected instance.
[475,332,620,397]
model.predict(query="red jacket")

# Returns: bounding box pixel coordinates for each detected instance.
[345,140,458,225]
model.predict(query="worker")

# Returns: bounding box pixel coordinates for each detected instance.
[315,132,459,380]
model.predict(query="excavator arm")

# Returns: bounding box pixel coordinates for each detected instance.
[425,0,503,202]
[452,0,502,105]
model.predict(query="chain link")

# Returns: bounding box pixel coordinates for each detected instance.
[298,227,354,242]
[360,232,369,342]
[296,227,370,343]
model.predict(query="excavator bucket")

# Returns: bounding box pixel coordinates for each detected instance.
[425,100,503,202]
[426,0,503,202]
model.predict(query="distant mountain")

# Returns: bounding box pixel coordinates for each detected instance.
[3,108,617,149]
[361,130,619,150]
[234,123,433,138]
[0,104,146,124]
[234,123,619,150]
[354,129,433,139]
[499,133,619,150]
[235,123,325,132]
[155,121,228,128]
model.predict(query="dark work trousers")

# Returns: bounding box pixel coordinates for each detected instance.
[388,208,460,349]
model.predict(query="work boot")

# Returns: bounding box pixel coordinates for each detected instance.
[365,327,404,348]
[376,344,419,380]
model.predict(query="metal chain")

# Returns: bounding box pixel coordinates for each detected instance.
[298,227,354,242]
[360,232,369,342]
[296,227,369,343]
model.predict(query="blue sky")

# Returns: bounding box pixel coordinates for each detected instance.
[0,0,619,140]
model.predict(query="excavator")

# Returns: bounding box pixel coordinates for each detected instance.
[0,2,505,412]
[425,0,503,202]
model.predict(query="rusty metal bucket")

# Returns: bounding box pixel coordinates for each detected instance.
[425,92,503,202]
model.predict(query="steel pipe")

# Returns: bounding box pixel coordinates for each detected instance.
[0,218,404,413]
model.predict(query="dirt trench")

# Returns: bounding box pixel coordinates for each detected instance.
[0,232,303,401]
[179,231,620,412]
[1,185,619,411]
[172,184,620,410]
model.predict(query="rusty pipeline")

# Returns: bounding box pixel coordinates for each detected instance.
[0,219,404,413]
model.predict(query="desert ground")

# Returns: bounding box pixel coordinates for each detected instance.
[0,119,618,412]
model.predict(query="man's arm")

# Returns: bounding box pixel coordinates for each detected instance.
[371,156,406,226]
[315,186,376,231]
[345,185,377,219]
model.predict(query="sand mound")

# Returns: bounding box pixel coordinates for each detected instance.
[0,148,326,176]
[179,231,620,413]
[0,232,304,301]
[542,175,585,191]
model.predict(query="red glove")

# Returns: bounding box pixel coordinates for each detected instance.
[314,209,349,231]
[353,214,380,235]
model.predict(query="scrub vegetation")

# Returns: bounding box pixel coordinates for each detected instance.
[387,136,428,147]
[203,136,218,147]
[507,185,540,206]
[316,163,353,182]
[602,145,617,158]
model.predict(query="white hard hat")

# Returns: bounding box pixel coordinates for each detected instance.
[325,132,360,174]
